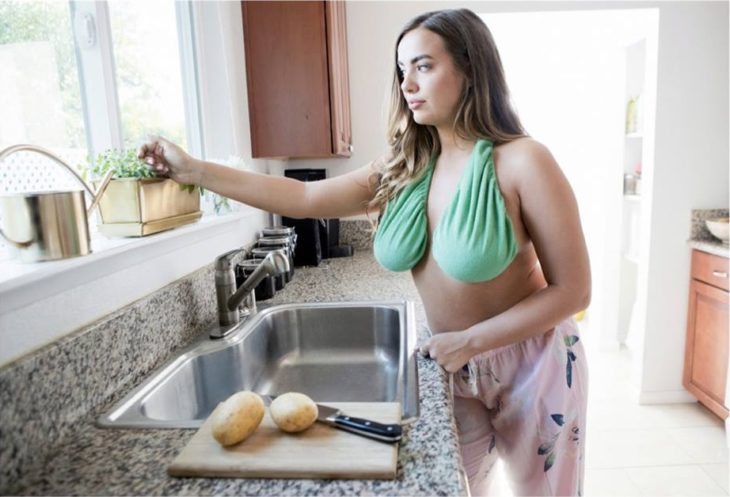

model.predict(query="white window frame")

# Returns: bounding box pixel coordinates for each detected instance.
[69,1,122,155]
[176,0,204,159]
[69,0,204,159]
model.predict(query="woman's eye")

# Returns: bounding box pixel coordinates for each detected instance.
[417,64,431,72]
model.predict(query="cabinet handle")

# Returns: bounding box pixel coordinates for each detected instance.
[712,270,729,278]
[348,144,354,153]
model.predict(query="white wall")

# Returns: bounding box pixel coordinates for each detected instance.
[192,1,266,170]
[639,1,728,402]
[271,1,728,402]
[481,8,654,358]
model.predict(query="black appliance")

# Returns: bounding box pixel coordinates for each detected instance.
[282,168,353,267]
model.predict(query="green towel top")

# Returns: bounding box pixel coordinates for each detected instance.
[373,139,518,283]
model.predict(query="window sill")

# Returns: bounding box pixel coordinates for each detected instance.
[0,208,268,367]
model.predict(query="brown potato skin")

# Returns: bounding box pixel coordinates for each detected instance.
[210,391,265,446]
[270,392,319,433]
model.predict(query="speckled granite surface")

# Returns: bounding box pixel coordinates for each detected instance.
[688,208,729,258]
[1,251,466,496]
[0,266,219,488]
[339,219,374,251]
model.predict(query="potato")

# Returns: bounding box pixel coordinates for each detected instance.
[210,391,265,446]
[270,392,318,433]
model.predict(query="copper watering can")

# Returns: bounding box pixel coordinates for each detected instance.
[0,144,115,263]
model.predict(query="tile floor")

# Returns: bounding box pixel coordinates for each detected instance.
[485,320,729,496]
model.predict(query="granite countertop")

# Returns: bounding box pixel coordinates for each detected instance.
[688,208,729,258]
[2,251,467,496]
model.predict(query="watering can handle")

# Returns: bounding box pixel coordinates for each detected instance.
[0,144,114,216]
[0,228,33,249]
[85,169,114,215]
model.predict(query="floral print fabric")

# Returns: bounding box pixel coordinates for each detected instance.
[452,317,588,496]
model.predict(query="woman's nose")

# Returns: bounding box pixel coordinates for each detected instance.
[400,72,417,93]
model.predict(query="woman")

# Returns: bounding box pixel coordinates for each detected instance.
[139,9,590,496]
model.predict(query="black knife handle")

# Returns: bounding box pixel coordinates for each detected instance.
[332,415,403,443]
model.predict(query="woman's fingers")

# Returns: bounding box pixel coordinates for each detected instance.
[418,340,432,358]
[137,144,152,162]
[137,136,165,161]
[137,138,171,176]
[137,136,193,182]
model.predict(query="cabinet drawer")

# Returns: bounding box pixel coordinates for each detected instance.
[692,250,729,291]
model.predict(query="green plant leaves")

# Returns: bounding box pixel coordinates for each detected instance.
[86,149,202,197]
[180,183,205,196]
[89,149,155,180]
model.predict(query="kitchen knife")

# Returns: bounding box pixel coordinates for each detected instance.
[263,395,402,443]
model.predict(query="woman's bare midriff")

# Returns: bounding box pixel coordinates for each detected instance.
[412,245,545,333]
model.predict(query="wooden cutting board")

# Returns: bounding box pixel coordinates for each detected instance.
[168,402,401,480]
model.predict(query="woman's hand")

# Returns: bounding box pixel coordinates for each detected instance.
[137,136,203,185]
[419,330,477,374]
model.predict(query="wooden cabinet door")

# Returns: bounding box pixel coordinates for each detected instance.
[683,278,729,419]
[242,1,351,159]
[325,1,352,157]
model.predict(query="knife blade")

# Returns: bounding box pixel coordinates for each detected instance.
[262,394,402,443]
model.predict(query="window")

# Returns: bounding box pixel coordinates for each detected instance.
[0,0,202,259]
[0,0,198,162]
[108,1,188,149]
[0,1,88,160]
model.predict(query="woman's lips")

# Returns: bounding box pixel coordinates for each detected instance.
[408,100,425,109]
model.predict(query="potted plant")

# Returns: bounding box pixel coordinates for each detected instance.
[86,149,202,237]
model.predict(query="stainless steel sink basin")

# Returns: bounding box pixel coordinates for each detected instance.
[98,300,419,428]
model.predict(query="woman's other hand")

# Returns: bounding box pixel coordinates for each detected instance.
[419,330,476,373]
[137,136,202,185]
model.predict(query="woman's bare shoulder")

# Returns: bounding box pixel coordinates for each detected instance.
[369,152,394,171]
[495,137,552,165]
[493,137,557,194]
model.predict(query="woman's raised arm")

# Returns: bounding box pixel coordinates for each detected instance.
[138,136,379,220]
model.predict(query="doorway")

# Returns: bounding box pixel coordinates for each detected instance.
[482,7,658,371]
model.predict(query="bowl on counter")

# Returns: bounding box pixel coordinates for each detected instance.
[705,217,729,245]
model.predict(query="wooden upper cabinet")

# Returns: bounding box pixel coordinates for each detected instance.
[325,1,352,157]
[241,1,352,159]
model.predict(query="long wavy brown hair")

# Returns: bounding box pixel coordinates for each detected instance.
[366,9,529,230]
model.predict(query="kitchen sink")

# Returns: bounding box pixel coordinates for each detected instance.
[98,300,419,428]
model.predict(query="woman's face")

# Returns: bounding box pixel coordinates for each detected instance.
[397,27,466,128]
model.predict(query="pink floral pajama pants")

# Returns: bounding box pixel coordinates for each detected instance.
[452,318,588,496]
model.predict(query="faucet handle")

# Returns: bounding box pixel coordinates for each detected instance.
[214,248,243,272]
[214,241,257,272]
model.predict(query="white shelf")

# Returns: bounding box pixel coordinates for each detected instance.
[626,132,643,138]
[0,210,254,302]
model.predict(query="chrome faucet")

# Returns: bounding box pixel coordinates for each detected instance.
[212,246,290,338]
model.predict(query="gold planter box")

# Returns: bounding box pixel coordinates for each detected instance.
[94,178,201,237]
